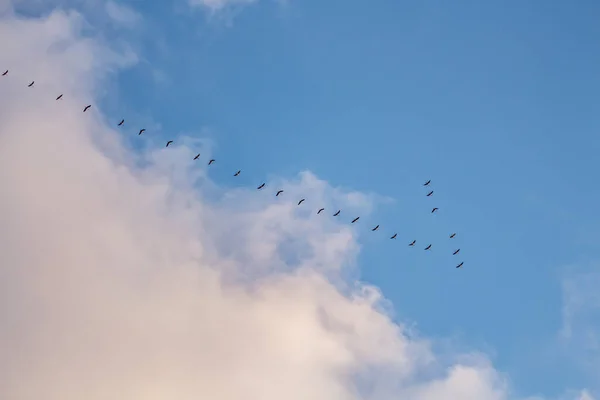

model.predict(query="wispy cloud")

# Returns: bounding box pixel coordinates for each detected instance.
[105,0,141,28]
[578,390,597,400]
[189,0,256,12]
[560,268,600,381]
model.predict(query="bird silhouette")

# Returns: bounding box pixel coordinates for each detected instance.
[276,190,283,196]
[257,183,265,190]
[233,170,241,176]
[297,199,305,205]
[166,140,173,147]
[409,240,416,246]
[138,129,146,135]
[453,249,460,255]
[208,159,215,165]
[2,70,7,76]
[118,119,124,126]
[390,233,397,239]
[55,94,63,100]
[351,217,360,223]
[27,81,34,87]
[426,190,433,197]
[431,207,439,213]
[371,225,379,231]
[83,105,91,112]
[456,262,464,269]
[193,153,200,160]
[333,210,341,217]
[424,180,431,186]
[449,233,456,238]
[317,208,325,214]
[424,244,432,250]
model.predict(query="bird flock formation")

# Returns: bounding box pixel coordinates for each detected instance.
[1,69,465,269]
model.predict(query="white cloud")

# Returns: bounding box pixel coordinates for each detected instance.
[0,4,591,400]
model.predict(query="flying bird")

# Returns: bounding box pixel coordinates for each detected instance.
[431,207,439,213]
[208,159,215,165]
[233,170,241,176]
[390,233,397,239]
[424,244,432,250]
[317,208,325,214]
[193,153,200,160]
[138,129,145,135]
[257,183,265,190]
[333,210,340,217]
[351,217,360,223]
[297,199,305,205]
[2,70,7,76]
[55,94,63,100]
[371,225,379,231]
[83,105,91,112]
[456,262,464,269]
[166,140,173,147]
[449,233,456,238]
[276,190,284,196]
[118,119,124,126]
[409,240,416,246]
[27,81,34,87]
[424,180,431,186]
[426,190,433,197]
[453,249,460,255]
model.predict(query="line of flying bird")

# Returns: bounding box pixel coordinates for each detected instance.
[1,69,465,269]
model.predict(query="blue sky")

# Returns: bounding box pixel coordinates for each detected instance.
[5,0,600,398]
